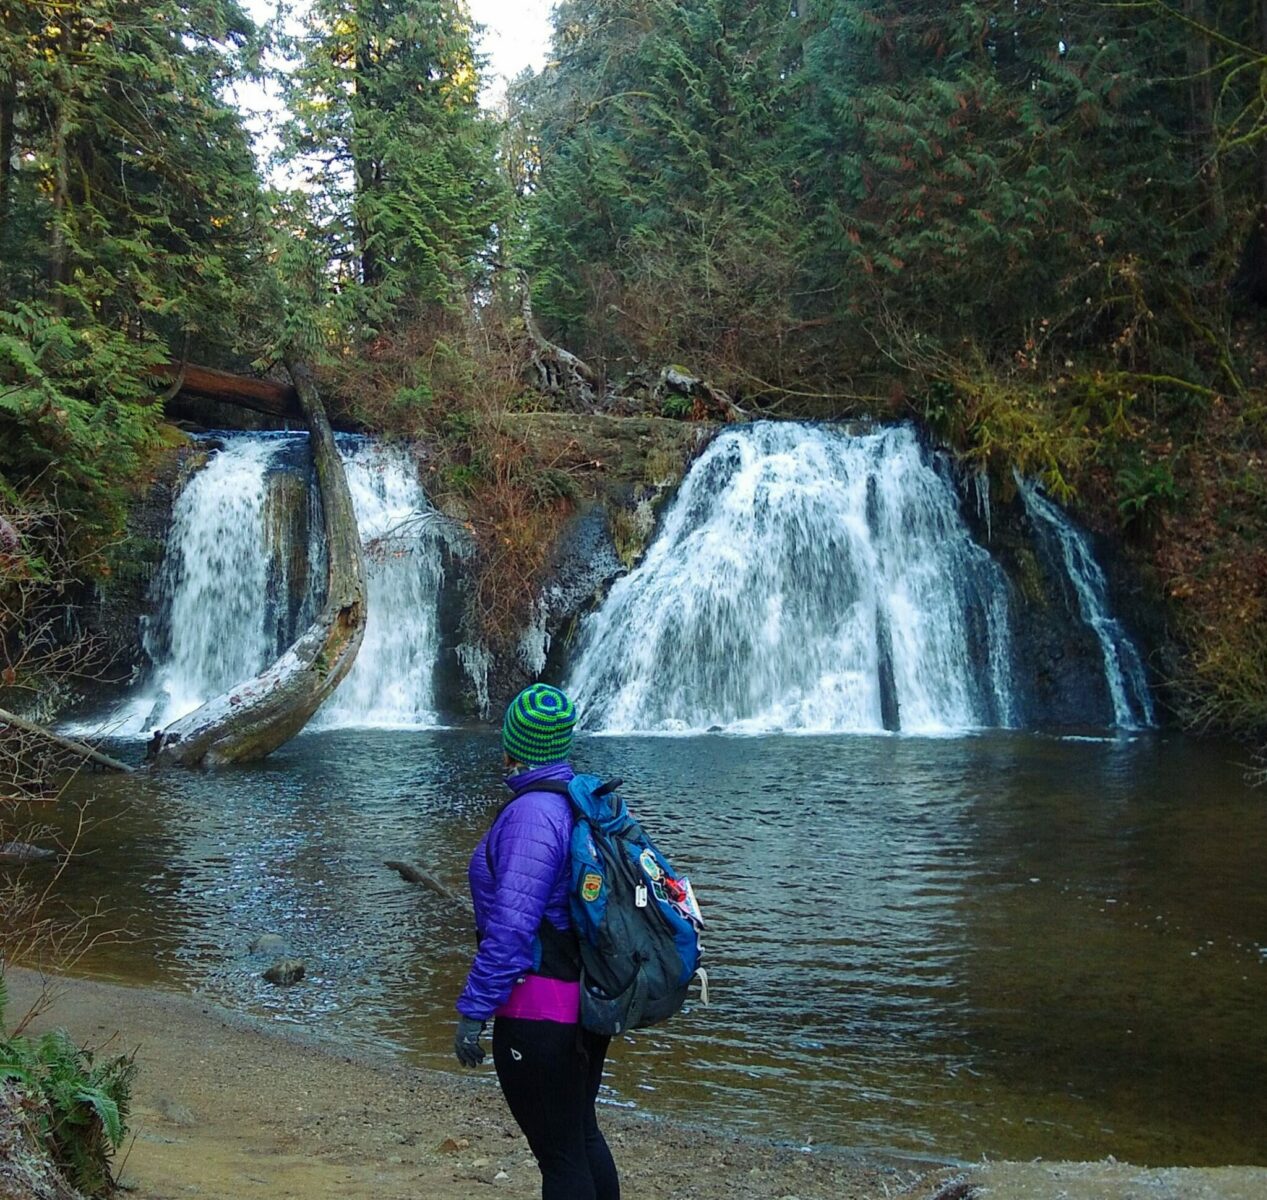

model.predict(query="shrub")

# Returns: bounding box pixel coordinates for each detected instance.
[0,973,135,1197]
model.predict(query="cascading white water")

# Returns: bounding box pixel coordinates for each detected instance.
[1018,482,1155,730]
[567,423,1016,735]
[314,440,443,728]
[98,436,287,735]
[96,433,444,736]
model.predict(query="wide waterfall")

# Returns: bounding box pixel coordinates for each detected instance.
[1019,481,1156,730]
[567,423,1017,735]
[104,433,444,735]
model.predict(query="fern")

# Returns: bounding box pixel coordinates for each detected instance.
[0,975,135,1198]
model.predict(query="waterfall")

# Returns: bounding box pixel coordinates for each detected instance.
[314,440,443,728]
[1018,482,1155,730]
[567,423,1017,735]
[113,435,292,734]
[98,433,444,736]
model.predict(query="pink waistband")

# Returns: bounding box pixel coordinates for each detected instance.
[495,974,581,1024]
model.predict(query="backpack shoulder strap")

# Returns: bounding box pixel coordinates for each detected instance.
[483,778,577,878]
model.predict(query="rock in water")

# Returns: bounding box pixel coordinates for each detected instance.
[0,842,57,866]
[262,958,305,985]
[248,933,288,955]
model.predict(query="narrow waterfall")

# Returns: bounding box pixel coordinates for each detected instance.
[567,423,1017,735]
[314,440,444,728]
[1018,482,1155,729]
[102,433,443,736]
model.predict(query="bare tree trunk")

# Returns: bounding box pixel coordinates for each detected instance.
[153,360,367,768]
[0,706,133,773]
[515,269,599,408]
[1243,0,1267,303]
[1232,0,1267,303]
[0,87,14,224]
[353,4,381,290]
[148,362,302,420]
[49,30,71,314]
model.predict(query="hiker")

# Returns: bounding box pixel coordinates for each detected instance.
[453,683,619,1200]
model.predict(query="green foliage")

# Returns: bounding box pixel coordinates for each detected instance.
[660,393,692,419]
[0,0,270,571]
[515,0,1267,403]
[277,0,503,337]
[0,973,136,1197]
[517,0,801,388]
[1116,458,1180,527]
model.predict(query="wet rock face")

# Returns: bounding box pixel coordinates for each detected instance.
[90,437,212,686]
[957,473,1158,730]
[435,414,712,720]
[501,504,627,711]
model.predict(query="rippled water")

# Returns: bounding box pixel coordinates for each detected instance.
[45,730,1267,1165]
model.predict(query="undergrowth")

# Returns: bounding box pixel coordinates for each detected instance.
[0,973,135,1197]
[910,339,1267,748]
[318,308,586,648]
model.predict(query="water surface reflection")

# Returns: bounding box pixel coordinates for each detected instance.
[51,730,1267,1165]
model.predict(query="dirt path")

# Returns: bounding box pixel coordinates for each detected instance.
[5,970,1265,1200]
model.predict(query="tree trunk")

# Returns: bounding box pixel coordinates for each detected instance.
[0,85,14,224]
[1184,0,1224,235]
[0,706,133,773]
[148,362,303,420]
[153,360,367,768]
[353,6,381,289]
[1240,0,1267,304]
[49,33,71,314]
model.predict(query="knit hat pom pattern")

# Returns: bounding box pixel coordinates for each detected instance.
[502,684,577,766]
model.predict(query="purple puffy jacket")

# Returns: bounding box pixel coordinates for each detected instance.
[455,761,575,1021]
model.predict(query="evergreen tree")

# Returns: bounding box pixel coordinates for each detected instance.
[0,0,267,546]
[521,0,802,387]
[279,0,501,333]
[790,2,1199,368]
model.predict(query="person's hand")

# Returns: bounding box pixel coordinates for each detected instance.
[454,1016,486,1067]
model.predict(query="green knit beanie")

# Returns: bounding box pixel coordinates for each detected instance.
[502,684,577,766]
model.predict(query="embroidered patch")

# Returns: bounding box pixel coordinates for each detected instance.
[639,848,664,881]
[581,872,603,902]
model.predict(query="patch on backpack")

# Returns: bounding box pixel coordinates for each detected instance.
[581,872,603,902]
[639,848,663,881]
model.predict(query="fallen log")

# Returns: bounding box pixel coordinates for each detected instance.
[656,365,749,423]
[0,705,133,773]
[152,359,366,768]
[0,841,58,865]
[148,362,302,420]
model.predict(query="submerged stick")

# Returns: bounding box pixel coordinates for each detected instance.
[384,860,467,908]
[0,706,133,773]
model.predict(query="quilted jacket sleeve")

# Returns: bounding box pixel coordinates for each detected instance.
[456,792,569,1021]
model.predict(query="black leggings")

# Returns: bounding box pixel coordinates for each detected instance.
[492,1017,619,1200]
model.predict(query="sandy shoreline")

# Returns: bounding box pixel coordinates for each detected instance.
[4,968,1265,1200]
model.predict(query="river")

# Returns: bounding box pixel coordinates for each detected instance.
[49,727,1267,1167]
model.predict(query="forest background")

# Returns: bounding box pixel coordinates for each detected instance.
[1,0,1266,751]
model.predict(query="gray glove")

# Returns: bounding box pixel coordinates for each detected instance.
[454,1016,486,1067]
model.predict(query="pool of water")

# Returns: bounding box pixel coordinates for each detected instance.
[39,729,1267,1165]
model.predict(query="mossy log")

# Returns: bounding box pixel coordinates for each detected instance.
[153,360,366,768]
[148,362,302,420]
